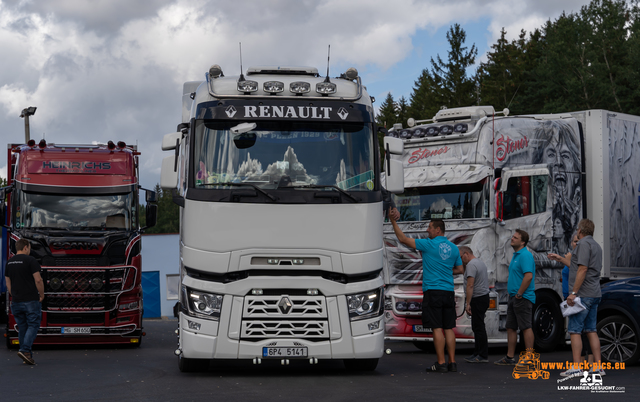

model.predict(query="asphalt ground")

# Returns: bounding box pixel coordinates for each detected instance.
[1,319,637,401]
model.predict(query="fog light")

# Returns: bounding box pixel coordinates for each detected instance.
[307,289,319,295]
[263,81,284,94]
[267,259,279,265]
[187,320,201,331]
[316,81,337,95]
[90,277,103,291]
[237,80,258,93]
[293,259,304,265]
[77,279,89,291]
[368,321,380,331]
[130,338,139,343]
[252,289,264,295]
[63,280,75,291]
[290,81,310,94]
[49,277,62,291]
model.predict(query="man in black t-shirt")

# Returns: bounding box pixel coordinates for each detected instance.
[5,239,44,365]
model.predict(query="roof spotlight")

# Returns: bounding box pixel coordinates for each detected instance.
[344,67,358,80]
[27,139,36,148]
[209,64,224,79]
[38,139,47,149]
[107,141,116,150]
[117,141,126,149]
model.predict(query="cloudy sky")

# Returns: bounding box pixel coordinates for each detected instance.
[0,0,591,189]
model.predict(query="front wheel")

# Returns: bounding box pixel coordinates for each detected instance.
[343,358,378,371]
[178,355,210,372]
[597,315,640,365]
[532,292,563,352]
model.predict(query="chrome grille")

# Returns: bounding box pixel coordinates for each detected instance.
[244,295,326,318]
[241,321,328,338]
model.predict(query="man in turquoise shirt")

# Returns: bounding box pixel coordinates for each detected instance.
[389,213,463,373]
[495,229,536,365]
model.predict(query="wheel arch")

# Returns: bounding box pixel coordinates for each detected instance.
[597,304,640,333]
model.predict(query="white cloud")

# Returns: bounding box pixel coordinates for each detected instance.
[0,0,594,187]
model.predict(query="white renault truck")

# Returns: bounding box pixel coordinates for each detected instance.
[161,65,389,371]
[382,106,640,352]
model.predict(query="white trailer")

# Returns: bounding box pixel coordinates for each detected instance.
[381,107,640,352]
[161,65,386,371]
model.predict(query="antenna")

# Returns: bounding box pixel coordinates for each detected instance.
[238,42,245,81]
[324,45,331,82]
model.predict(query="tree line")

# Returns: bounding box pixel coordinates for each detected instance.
[376,0,640,130]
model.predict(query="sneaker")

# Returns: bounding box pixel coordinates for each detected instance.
[464,354,478,363]
[448,362,457,372]
[560,368,583,378]
[589,368,606,376]
[494,356,517,365]
[466,355,489,363]
[18,351,35,365]
[428,362,448,372]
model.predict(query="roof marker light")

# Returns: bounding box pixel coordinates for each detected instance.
[209,64,223,78]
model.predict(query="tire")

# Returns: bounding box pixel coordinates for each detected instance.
[178,355,210,372]
[343,358,379,371]
[532,292,563,352]
[412,341,435,353]
[597,315,640,365]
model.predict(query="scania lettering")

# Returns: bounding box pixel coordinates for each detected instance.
[382,106,640,352]
[161,65,385,372]
[0,141,157,347]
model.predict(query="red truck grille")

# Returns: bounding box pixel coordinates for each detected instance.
[46,294,117,311]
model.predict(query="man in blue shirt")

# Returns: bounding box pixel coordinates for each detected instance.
[389,213,463,373]
[495,229,536,365]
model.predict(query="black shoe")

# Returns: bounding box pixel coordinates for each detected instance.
[466,355,489,363]
[464,354,478,363]
[428,362,448,372]
[493,356,517,365]
[18,351,35,365]
[448,362,457,372]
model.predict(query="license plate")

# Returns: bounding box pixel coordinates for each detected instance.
[413,325,432,333]
[61,327,91,335]
[262,347,308,358]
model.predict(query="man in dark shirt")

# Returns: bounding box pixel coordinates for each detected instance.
[5,239,44,365]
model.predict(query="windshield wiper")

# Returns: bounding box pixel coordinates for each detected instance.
[290,184,359,202]
[201,182,276,201]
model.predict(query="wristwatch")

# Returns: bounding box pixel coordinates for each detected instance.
[570,291,577,295]
[515,293,522,299]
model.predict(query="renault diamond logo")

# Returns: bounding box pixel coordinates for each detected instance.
[337,107,349,120]
[225,105,237,118]
[278,297,293,314]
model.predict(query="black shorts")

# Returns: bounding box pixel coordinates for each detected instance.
[422,290,456,330]
[506,296,533,330]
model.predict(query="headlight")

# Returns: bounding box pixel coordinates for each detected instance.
[346,287,384,321]
[182,286,223,320]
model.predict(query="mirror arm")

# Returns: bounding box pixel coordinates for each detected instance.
[386,144,391,176]
[173,139,180,172]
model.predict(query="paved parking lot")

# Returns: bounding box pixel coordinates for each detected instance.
[1,319,637,401]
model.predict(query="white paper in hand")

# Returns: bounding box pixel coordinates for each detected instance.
[560,297,586,317]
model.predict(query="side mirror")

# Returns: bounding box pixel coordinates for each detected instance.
[377,126,390,137]
[383,137,403,155]
[145,190,157,203]
[142,204,157,230]
[161,156,178,189]
[0,188,5,227]
[162,132,182,151]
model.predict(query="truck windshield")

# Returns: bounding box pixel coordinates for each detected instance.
[193,120,375,191]
[14,190,135,230]
[392,179,490,221]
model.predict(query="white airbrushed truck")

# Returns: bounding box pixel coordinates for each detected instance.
[161,65,388,371]
[382,106,640,352]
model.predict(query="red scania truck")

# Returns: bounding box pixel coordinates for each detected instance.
[1,140,156,346]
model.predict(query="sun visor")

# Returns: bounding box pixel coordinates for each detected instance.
[404,164,492,188]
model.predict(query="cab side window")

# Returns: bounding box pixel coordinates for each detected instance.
[503,175,548,220]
